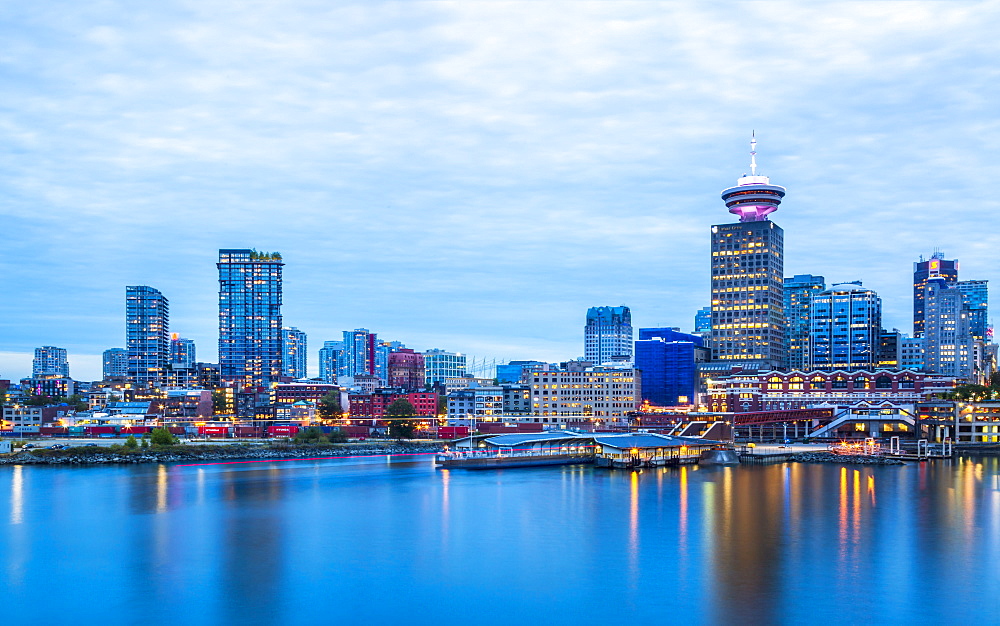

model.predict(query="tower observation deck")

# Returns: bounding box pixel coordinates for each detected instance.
[720,134,786,222]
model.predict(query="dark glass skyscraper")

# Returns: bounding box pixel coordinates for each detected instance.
[710,136,786,369]
[126,285,169,389]
[218,249,284,389]
[913,252,958,337]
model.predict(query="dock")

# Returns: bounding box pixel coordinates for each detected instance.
[435,450,594,469]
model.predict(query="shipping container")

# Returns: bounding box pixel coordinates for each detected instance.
[86,426,118,435]
[198,426,231,437]
[436,426,470,439]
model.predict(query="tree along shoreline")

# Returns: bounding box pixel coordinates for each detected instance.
[0,441,446,466]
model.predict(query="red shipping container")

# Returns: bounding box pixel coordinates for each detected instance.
[198,426,230,437]
[342,425,370,438]
[121,426,152,434]
[436,426,470,439]
[267,425,299,437]
[86,426,118,435]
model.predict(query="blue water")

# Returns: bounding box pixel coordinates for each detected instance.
[2,455,1000,625]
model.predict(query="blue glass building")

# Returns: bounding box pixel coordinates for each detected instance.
[218,249,283,389]
[634,328,705,407]
[282,327,307,378]
[126,285,170,389]
[783,274,825,370]
[809,282,881,370]
[956,280,989,341]
[318,341,345,383]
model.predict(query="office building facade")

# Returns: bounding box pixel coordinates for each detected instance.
[584,306,633,364]
[913,252,958,337]
[711,135,786,369]
[424,349,467,386]
[924,279,974,380]
[218,249,284,389]
[809,282,881,370]
[955,280,989,342]
[784,274,825,370]
[126,285,170,389]
[634,328,707,408]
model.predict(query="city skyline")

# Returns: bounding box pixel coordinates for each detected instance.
[4,2,1000,380]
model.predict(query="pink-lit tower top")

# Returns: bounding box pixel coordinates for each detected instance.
[720,133,786,222]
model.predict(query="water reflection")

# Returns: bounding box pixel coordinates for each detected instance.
[5,456,1000,624]
[10,465,23,525]
[221,467,286,625]
[710,466,785,625]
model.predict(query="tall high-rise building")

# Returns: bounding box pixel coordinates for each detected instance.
[783,274,826,370]
[218,249,284,389]
[33,346,69,378]
[584,306,633,364]
[102,348,127,379]
[710,135,786,369]
[318,340,345,384]
[282,327,307,379]
[126,285,170,389]
[424,349,466,386]
[808,282,881,370]
[342,329,377,379]
[169,334,196,368]
[913,252,959,337]
[924,278,974,380]
[955,280,989,342]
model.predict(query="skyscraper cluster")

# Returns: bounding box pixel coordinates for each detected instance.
[8,136,994,428]
[699,138,992,392]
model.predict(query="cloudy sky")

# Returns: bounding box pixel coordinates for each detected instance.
[3,1,999,381]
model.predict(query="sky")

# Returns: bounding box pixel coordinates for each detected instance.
[3,1,1000,382]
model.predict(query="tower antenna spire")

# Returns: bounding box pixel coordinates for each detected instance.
[750,131,757,176]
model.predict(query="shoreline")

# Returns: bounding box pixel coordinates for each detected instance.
[0,441,446,466]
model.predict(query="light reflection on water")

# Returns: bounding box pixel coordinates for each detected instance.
[2,456,1000,625]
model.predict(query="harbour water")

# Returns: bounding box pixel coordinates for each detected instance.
[3,455,1000,625]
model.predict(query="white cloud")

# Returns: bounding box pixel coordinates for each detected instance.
[2,1,1000,379]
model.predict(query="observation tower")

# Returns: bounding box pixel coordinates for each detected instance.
[720,134,786,222]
